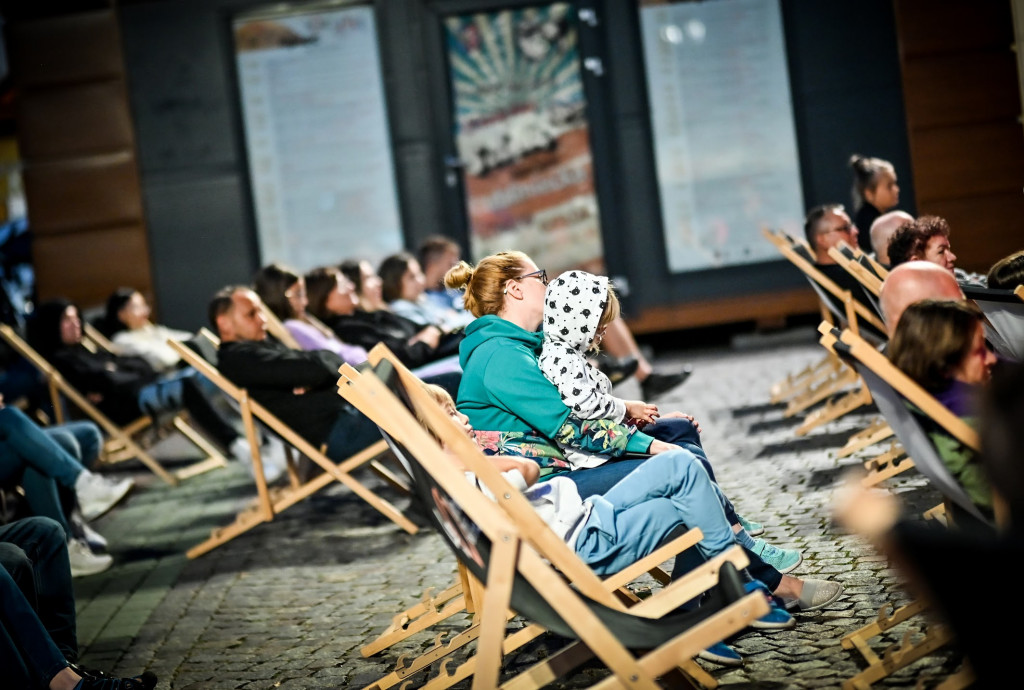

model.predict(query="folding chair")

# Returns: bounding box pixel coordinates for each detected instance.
[337,353,769,690]
[166,329,418,558]
[340,354,737,690]
[961,283,1024,362]
[762,229,878,436]
[827,325,995,690]
[0,322,227,486]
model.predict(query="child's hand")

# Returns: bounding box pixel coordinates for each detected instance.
[657,411,702,433]
[625,400,659,425]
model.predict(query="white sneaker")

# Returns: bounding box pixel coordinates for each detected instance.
[259,436,289,483]
[74,471,134,521]
[230,436,286,484]
[67,538,113,577]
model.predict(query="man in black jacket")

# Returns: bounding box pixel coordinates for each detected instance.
[209,285,459,476]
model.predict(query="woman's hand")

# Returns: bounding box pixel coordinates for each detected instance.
[648,439,683,455]
[624,401,658,425]
[657,410,702,433]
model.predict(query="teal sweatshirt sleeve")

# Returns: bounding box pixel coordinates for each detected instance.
[479,344,571,435]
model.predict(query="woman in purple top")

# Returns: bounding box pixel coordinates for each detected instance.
[252,263,368,365]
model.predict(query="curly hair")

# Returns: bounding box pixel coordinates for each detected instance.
[886,215,950,267]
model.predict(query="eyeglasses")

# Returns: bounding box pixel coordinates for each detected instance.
[822,223,854,235]
[285,287,307,299]
[515,269,549,286]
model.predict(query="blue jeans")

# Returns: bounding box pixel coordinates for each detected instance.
[0,517,73,687]
[0,407,87,535]
[43,421,102,470]
[573,450,737,575]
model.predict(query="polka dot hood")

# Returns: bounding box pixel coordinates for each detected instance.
[538,270,625,422]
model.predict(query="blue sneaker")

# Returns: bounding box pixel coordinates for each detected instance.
[736,514,765,537]
[752,538,802,574]
[744,580,795,630]
[697,641,742,666]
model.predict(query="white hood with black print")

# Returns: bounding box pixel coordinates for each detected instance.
[539,270,626,423]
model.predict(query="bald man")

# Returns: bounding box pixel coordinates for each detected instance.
[869,210,914,267]
[878,260,964,335]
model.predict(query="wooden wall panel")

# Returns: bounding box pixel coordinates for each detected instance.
[31,225,151,307]
[895,0,1024,278]
[8,9,153,312]
[23,154,143,233]
[901,51,1020,128]
[6,11,123,86]
[16,82,135,159]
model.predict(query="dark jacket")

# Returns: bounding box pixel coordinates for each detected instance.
[217,338,348,448]
[325,310,461,369]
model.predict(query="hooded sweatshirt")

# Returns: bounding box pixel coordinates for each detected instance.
[539,270,625,422]
[457,313,653,475]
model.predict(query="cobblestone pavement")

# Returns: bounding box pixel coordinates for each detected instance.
[73,328,965,689]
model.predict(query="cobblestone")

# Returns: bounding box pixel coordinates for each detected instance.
[73,328,966,688]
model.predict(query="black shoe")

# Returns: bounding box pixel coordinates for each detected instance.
[78,670,158,690]
[641,367,693,400]
[596,355,640,385]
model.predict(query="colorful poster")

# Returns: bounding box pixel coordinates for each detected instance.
[233,5,403,272]
[445,4,604,277]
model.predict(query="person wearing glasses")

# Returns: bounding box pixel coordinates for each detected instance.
[803,203,884,336]
[442,251,843,631]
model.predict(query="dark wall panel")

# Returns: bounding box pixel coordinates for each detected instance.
[24,155,143,233]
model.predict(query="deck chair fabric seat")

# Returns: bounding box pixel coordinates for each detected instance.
[167,332,417,558]
[344,356,768,689]
[0,323,226,485]
[960,284,1024,362]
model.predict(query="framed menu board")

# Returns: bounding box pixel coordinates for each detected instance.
[640,0,804,273]
[233,2,403,271]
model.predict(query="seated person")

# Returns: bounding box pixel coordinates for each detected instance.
[878,260,965,336]
[97,288,193,373]
[209,286,460,479]
[417,235,467,312]
[312,264,461,372]
[253,262,368,365]
[849,154,901,254]
[1,395,134,577]
[803,204,886,338]
[887,299,999,520]
[379,251,472,332]
[986,249,1024,290]
[26,299,245,461]
[444,249,843,617]
[1,516,157,689]
[869,210,914,268]
[538,270,791,569]
[887,215,985,286]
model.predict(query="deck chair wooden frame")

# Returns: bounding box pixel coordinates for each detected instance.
[0,323,227,486]
[166,329,418,558]
[826,327,989,690]
[340,356,726,689]
[961,283,1024,362]
[762,229,878,434]
[339,349,768,690]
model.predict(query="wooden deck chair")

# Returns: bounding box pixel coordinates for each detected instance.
[761,229,876,432]
[339,355,734,689]
[165,329,418,558]
[829,329,992,689]
[0,323,227,486]
[766,231,885,437]
[337,354,769,690]
[961,283,1024,361]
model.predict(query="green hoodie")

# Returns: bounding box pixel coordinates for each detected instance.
[458,315,653,470]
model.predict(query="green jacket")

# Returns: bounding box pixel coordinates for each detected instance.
[457,315,653,474]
